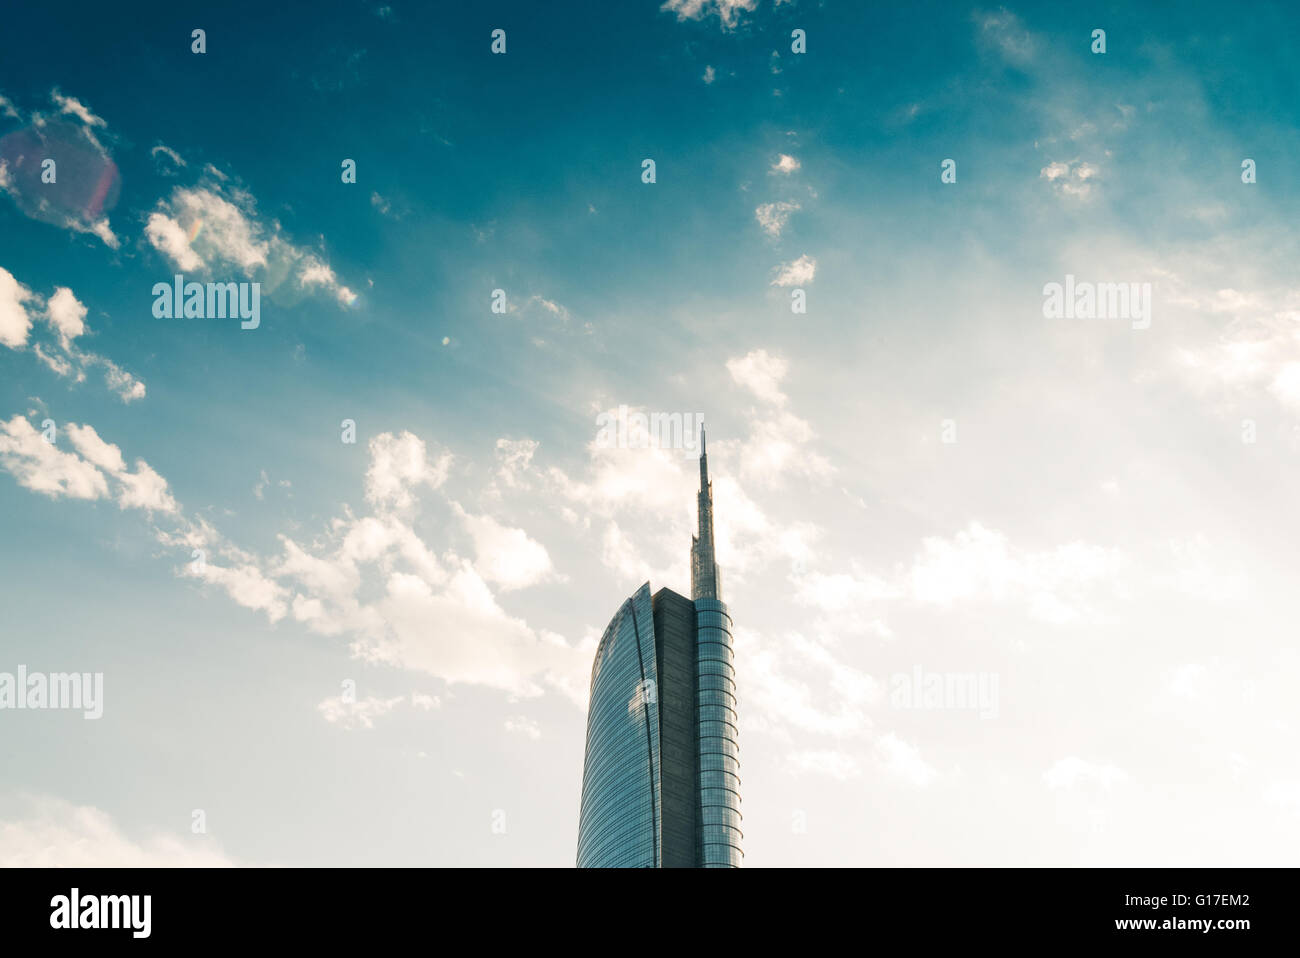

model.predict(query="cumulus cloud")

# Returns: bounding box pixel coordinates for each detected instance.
[907,522,1127,624]
[724,350,834,489]
[770,154,800,175]
[0,265,34,348]
[1167,278,1300,418]
[660,0,757,31]
[457,506,556,591]
[727,348,789,406]
[365,431,452,510]
[0,272,146,401]
[145,169,359,308]
[493,438,539,490]
[45,287,87,346]
[771,253,816,286]
[56,425,586,705]
[0,415,110,501]
[144,213,203,271]
[0,417,177,513]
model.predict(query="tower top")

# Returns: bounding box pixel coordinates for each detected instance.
[691,427,720,601]
[699,424,709,489]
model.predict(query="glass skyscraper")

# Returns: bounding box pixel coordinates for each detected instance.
[576,430,742,867]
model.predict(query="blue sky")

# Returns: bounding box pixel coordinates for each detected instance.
[2,0,1299,866]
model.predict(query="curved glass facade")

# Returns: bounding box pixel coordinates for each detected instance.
[577,433,742,867]
[694,597,743,867]
[576,584,661,868]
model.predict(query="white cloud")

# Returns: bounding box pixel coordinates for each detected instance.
[1040,161,1069,181]
[157,187,267,271]
[318,694,404,729]
[975,8,1036,65]
[33,343,76,379]
[51,91,106,128]
[298,257,350,306]
[192,560,289,622]
[151,143,186,174]
[458,507,555,591]
[45,287,87,347]
[64,423,176,514]
[145,172,358,308]
[129,430,588,705]
[771,253,816,287]
[908,522,1127,623]
[494,438,539,490]
[660,0,757,30]
[702,65,716,85]
[0,417,182,520]
[727,348,789,406]
[754,200,800,238]
[115,460,179,514]
[84,218,120,249]
[369,565,587,704]
[741,628,874,739]
[0,266,34,348]
[504,715,542,739]
[64,421,125,473]
[98,357,146,402]
[1040,159,1101,198]
[0,415,109,501]
[0,796,238,867]
[0,276,145,401]
[771,154,801,175]
[144,212,204,271]
[723,353,834,489]
[365,431,451,510]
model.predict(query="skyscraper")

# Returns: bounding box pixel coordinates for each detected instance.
[576,429,742,867]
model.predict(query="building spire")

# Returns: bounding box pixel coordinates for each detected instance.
[691,424,721,601]
[699,423,708,487]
